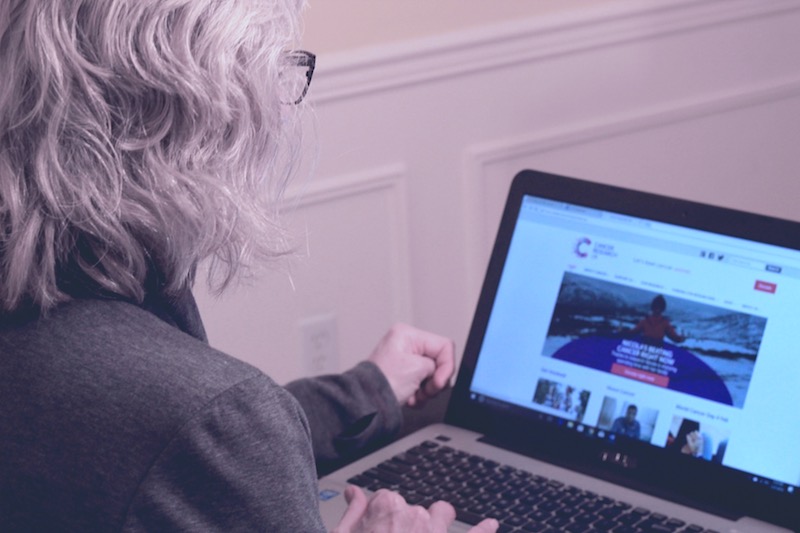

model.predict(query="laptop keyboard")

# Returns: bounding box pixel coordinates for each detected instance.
[346,439,718,533]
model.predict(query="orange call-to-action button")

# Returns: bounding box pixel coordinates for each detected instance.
[611,363,670,388]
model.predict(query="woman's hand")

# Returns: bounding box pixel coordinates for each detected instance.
[332,486,498,533]
[367,323,455,408]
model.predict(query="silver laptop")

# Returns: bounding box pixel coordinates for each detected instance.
[319,169,798,532]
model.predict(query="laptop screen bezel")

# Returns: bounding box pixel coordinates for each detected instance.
[446,169,799,531]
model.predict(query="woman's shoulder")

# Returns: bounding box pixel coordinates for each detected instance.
[1,296,286,433]
[0,297,318,532]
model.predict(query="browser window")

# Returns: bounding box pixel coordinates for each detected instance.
[470,194,800,493]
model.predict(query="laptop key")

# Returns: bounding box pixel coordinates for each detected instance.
[404,493,424,505]
[416,485,437,497]
[571,511,595,525]
[544,514,571,528]
[598,505,626,519]
[492,497,515,510]
[527,509,552,522]
[590,517,619,530]
[365,468,404,487]
[637,518,670,530]
[502,487,525,500]
[630,507,652,518]
[580,499,607,513]
[509,503,531,516]
[616,511,644,525]
[448,496,470,509]
[641,524,679,533]
[563,524,592,533]
[455,509,485,525]
[664,518,686,529]
[345,474,371,487]
[474,492,499,505]
[518,520,547,532]
[377,460,411,476]
[611,526,638,533]
[537,500,562,513]
[468,502,492,516]
[503,514,527,528]
[554,506,576,518]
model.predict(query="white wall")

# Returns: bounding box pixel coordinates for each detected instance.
[195,0,800,385]
[300,0,616,53]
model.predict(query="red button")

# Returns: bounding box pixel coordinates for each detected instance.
[754,280,777,294]
[611,363,670,388]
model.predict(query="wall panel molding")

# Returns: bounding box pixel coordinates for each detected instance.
[286,164,415,322]
[312,0,800,104]
[461,78,800,291]
[286,163,406,208]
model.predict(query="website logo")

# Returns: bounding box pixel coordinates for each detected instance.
[574,237,618,259]
[575,237,592,258]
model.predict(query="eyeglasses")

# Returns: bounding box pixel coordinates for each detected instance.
[279,50,315,105]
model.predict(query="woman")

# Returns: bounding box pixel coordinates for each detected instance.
[0,1,497,531]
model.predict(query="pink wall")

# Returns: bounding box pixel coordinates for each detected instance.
[301,0,614,53]
[196,0,800,384]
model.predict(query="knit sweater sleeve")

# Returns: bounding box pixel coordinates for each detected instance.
[285,361,403,476]
[122,375,326,533]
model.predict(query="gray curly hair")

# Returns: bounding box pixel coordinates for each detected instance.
[0,0,305,313]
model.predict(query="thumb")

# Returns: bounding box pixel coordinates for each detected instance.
[332,486,367,533]
[469,518,500,533]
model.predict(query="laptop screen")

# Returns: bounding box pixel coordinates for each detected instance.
[450,169,798,527]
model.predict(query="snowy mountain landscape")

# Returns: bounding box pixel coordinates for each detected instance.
[542,272,766,407]
[546,273,766,360]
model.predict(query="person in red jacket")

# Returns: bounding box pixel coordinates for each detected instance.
[631,295,687,344]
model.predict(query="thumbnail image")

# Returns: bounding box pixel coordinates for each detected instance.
[596,396,658,442]
[665,415,729,463]
[542,272,767,408]
[532,378,590,422]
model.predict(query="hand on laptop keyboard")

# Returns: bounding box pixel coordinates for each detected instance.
[346,441,721,533]
[332,485,499,533]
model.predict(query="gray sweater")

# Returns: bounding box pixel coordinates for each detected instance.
[0,291,401,532]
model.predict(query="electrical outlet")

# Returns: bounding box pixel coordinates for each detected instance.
[298,314,339,375]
